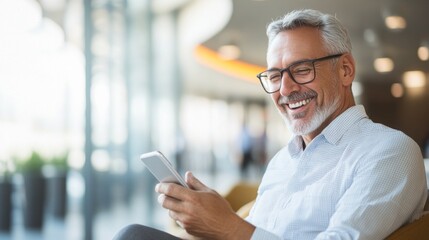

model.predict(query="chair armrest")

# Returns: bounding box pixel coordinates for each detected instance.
[236,200,256,219]
[385,212,429,240]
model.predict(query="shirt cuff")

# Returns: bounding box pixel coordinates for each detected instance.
[250,227,281,240]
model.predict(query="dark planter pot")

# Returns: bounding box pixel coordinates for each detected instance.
[0,181,12,231]
[22,173,46,230]
[46,172,67,219]
[96,172,112,212]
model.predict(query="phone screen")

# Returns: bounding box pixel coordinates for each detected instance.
[140,151,188,188]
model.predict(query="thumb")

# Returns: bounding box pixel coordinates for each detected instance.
[185,171,208,191]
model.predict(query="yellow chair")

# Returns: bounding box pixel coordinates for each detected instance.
[385,213,429,239]
[236,191,429,240]
[222,181,259,213]
[236,200,429,239]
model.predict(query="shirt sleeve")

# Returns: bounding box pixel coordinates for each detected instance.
[250,227,281,240]
[315,132,427,240]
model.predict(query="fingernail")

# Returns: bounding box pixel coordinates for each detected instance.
[155,183,160,192]
[157,194,165,204]
[185,171,192,182]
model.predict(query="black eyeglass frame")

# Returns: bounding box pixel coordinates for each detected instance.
[256,53,344,94]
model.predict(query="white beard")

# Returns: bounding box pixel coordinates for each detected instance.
[282,96,340,136]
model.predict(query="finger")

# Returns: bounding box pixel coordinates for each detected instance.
[168,209,182,221]
[168,210,187,229]
[157,193,166,205]
[156,182,187,200]
[166,209,184,228]
[185,171,208,191]
[157,193,182,211]
[175,220,184,229]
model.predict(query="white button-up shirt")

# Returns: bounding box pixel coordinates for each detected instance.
[247,105,427,240]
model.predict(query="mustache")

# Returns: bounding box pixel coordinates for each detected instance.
[278,90,317,105]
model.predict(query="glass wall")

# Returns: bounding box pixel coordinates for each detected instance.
[0,0,277,239]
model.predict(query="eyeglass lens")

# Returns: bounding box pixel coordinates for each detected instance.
[260,61,315,92]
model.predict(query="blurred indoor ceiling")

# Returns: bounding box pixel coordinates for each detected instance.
[36,0,429,100]
[201,0,429,85]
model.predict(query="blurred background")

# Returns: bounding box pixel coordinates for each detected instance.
[0,0,428,239]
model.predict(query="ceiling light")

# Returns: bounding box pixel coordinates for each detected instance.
[218,44,241,60]
[402,71,427,88]
[418,46,429,61]
[194,45,264,82]
[391,83,404,98]
[418,41,429,61]
[374,57,394,73]
[385,16,407,30]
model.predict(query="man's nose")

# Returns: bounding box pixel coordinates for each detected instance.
[279,72,300,96]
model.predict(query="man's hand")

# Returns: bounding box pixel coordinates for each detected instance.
[155,171,255,240]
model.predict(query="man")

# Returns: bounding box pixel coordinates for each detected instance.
[114,9,427,240]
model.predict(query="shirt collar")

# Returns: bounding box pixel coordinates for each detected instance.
[321,105,368,145]
[288,105,368,154]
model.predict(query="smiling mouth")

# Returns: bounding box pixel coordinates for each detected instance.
[287,98,313,110]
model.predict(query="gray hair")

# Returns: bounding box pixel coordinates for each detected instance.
[266,9,352,54]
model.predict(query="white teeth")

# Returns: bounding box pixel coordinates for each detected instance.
[289,98,311,109]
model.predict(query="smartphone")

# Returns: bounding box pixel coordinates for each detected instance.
[140,151,188,188]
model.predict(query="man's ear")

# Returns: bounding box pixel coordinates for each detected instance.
[338,53,355,87]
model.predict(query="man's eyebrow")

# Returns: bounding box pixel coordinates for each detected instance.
[266,58,313,71]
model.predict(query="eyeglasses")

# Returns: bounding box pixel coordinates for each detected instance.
[256,53,343,94]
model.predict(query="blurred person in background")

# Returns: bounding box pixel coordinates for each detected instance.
[114,9,427,240]
[238,122,254,177]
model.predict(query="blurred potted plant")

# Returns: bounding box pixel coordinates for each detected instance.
[14,151,47,230]
[0,159,13,231]
[45,152,69,219]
